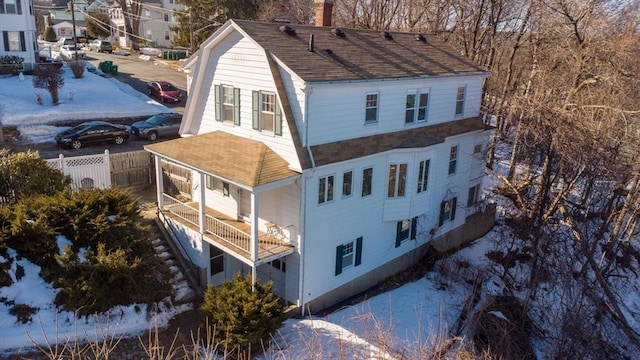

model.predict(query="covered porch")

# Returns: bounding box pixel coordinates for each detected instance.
[160,193,294,264]
[145,131,302,288]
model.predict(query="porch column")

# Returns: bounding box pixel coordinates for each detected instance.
[250,191,259,290]
[154,156,164,209]
[198,172,206,234]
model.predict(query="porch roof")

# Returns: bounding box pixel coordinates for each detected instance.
[145,131,299,187]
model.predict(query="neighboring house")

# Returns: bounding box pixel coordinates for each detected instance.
[107,0,183,48]
[0,0,39,71]
[43,0,89,40]
[145,0,495,314]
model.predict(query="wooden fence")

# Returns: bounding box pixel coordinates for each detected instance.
[47,150,155,189]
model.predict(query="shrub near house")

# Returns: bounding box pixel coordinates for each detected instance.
[0,153,173,320]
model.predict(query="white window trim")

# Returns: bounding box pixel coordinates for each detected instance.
[318,174,335,204]
[342,169,353,198]
[455,86,466,117]
[417,159,430,193]
[448,145,459,175]
[405,89,429,124]
[361,166,374,197]
[387,163,407,198]
[365,92,379,123]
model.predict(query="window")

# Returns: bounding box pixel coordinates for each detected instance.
[448,146,458,175]
[455,86,465,116]
[164,31,170,41]
[387,163,407,198]
[395,217,418,247]
[2,31,25,51]
[270,259,286,272]
[163,13,169,21]
[146,29,152,40]
[144,9,150,17]
[252,91,282,135]
[474,144,482,154]
[209,244,223,275]
[335,237,363,275]
[318,175,334,204]
[365,93,378,123]
[361,167,373,197]
[205,175,229,196]
[342,170,352,197]
[405,92,428,124]
[467,184,480,207]
[439,197,457,226]
[215,85,240,125]
[0,0,21,14]
[417,159,430,193]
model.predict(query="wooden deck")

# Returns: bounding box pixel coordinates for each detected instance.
[160,194,293,263]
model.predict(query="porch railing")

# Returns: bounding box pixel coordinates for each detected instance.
[204,214,251,255]
[161,193,255,255]
[162,194,199,227]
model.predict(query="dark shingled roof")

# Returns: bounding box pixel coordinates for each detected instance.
[145,131,299,187]
[311,117,491,167]
[232,19,485,82]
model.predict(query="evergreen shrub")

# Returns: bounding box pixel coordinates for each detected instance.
[200,273,286,358]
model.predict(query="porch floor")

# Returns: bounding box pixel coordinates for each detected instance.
[161,200,294,262]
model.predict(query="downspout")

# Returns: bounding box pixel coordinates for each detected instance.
[299,85,316,317]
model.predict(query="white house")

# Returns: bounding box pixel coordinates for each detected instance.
[145,0,495,314]
[106,0,183,48]
[0,0,38,71]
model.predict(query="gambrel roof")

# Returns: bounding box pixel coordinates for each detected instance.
[216,20,485,82]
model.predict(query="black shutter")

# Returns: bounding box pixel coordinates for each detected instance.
[2,32,8,51]
[395,222,402,248]
[233,87,240,125]
[335,245,344,276]
[274,95,282,135]
[439,201,446,226]
[214,85,221,122]
[410,217,417,240]
[0,0,5,14]
[252,91,259,130]
[16,0,21,14]
[451,197,457,221]
[19,31,25,51]
[355,237,363,266]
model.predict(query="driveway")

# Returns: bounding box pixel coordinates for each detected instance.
[85,51,188,114]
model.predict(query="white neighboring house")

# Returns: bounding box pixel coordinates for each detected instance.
[145,0,495,314]
[107,0,183,48]
[0,0,38,71]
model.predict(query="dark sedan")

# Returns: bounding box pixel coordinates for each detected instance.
[130,113,182,141]
[147,80,182,103]
[55,121,130,149]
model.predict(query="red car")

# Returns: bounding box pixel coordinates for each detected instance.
[147,80,183,103]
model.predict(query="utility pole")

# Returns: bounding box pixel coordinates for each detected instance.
[70,0,78,59]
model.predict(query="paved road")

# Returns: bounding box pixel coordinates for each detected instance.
[85,51,188,114]
[4,51,190,159]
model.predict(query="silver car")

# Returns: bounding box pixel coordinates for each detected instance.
[130,113,182,141]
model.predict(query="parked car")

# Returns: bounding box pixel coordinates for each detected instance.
[55,121,130,149]
[147,81,183,103]
[59,45,86,60]
[89,39,112,53]
[57,37,74,46]
[130,113,182,141]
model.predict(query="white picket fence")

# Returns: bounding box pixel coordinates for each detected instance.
[46,150,112,190]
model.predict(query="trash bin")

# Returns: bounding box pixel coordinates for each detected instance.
[102,60,112,73]
[98,61,104,71]
[162,50,168,59]
[177,50,187,59]
[111,65,118,75]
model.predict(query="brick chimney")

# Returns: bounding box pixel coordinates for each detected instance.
[314,0,334,27]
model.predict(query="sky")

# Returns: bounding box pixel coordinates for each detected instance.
[1,62,640,358]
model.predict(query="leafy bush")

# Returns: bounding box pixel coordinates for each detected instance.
[0,55,24,75]
[0,186,172,315]
[200,274,286,358]
[0,150,71,202]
